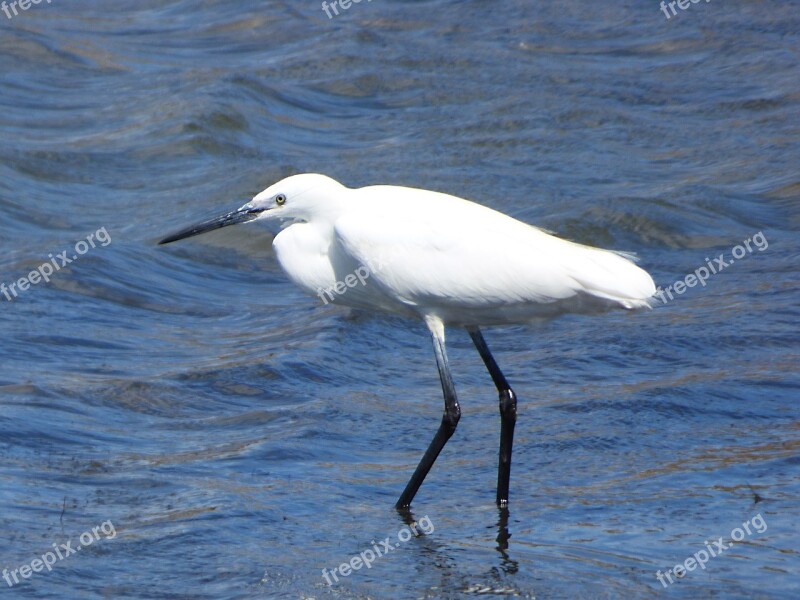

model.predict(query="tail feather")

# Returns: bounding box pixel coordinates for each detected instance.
[567,246,656,309]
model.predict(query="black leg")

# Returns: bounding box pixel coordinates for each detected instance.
[468,328,517,507]
[396,319,461,509]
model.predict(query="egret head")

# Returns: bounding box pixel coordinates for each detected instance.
[158,173,346,245]
[249,173,346,222]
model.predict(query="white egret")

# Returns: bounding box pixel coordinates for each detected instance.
[159,174,655,508]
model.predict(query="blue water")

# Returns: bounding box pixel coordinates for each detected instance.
[1,1,798,598]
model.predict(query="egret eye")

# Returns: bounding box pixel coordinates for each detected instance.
[275,194,286,206]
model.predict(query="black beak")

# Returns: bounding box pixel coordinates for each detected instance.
[158,205,266,245]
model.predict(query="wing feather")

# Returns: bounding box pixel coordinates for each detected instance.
[331,187,655,314]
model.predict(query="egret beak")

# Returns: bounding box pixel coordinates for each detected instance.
[158,205,266,245]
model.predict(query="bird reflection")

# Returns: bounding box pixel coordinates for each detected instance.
[495,506,519,574]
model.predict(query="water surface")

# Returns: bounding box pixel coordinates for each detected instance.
[1,1,798,598]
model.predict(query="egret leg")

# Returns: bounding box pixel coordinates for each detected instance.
[396,318,461,509]
[468,328,517,507]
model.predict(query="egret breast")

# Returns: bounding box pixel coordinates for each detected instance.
[272,223,337,300]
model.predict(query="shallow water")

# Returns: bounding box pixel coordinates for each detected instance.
[1,1,799,598]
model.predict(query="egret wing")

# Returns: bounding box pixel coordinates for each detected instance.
[334,215,578,310]
[333,191,654,312]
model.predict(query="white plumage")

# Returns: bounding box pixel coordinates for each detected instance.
[159,172,656,508]
[258,174,655,325]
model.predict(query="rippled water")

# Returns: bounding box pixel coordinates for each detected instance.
[1,1,798,598]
